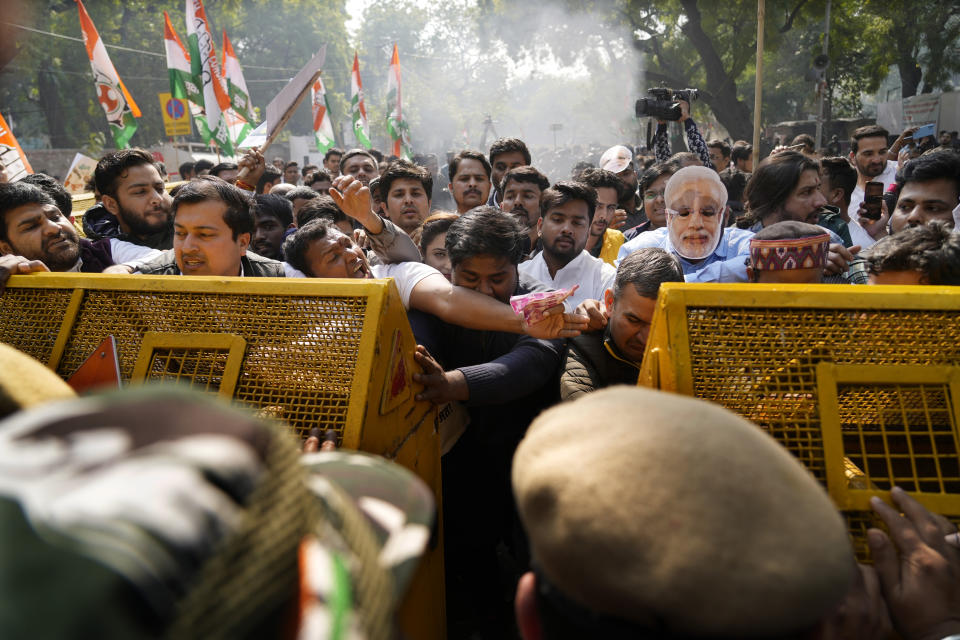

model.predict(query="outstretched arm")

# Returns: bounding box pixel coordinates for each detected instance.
[409,273,587,339]
[329,175,384,234]
[330,175,422,263]
[869,487,960,640]
[414,337,564,407]
[679,100,714,170]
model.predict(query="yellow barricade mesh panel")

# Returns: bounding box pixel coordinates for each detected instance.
[143,347,232,392]
[1,276,447,639]
[54,290,367,438]
[685,308,960,482]
[837,382,960,494]
[0,288,74,362]
[675,301,960,562]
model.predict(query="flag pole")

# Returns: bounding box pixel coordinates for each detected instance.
[752,0,765,168]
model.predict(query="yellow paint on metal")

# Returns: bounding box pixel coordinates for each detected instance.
[0,272,444,640]
[131,331,247,398]
[639,282,960,560]
[818,363,960,512]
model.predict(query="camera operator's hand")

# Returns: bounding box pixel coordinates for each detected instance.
[678,99,691,122]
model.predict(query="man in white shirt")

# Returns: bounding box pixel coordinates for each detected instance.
[518,181,615,310]
[283,217,584,339]
[846,125,914,247]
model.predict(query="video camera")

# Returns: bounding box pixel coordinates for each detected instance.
[635,88,700,121]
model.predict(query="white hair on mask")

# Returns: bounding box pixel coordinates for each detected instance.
[664,166,728,213]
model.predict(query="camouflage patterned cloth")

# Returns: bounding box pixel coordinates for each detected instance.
[0,386,434,640]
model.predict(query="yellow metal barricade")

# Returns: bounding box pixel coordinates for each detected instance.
[0,272,444,640]
[639,282,960,559]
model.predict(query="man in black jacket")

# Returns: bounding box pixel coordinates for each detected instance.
[408,206,564,639]
[135,177,286,277]
[85,149,175,250]
[560,247,683,400]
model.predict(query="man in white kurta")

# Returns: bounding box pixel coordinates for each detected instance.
[518,181,616,310]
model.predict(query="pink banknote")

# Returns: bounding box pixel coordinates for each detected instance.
[509,285,578,325]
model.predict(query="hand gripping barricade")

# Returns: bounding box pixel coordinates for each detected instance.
[638,282,960,560]
[0,272,444,640]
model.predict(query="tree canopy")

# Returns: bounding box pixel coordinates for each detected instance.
[0,0,352,150]
[0,0,956,153]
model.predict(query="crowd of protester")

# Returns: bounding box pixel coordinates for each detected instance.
[1,113,959,640]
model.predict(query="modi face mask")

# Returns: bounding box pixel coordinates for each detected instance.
[664,166,728,260]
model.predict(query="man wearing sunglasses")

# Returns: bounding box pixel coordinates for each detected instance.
[615,166,754,282]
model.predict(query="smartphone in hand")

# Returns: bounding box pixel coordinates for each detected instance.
[861,181,884,220]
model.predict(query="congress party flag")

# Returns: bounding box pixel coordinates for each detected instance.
[163,12,208,135]
[0,112,33,182]
[311,76,336,154]
[385,44,412,159]
[350,52,371,149]
[221,30,257,123]
[224,108,252,148]
[76,0,140,149]
[186,0,233,154]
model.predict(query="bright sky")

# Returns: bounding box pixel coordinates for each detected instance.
[342,0,603,83]
[344,0,371,42]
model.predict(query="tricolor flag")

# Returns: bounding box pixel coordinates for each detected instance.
[186,0,233,155]
[310,76,336,154]
[163,11,208,136]
[76,0,140,149]
[0,112,33,182]
[350,52,371,149]
[385,44,412,159]
[224,108,252,148]
[221,30,256,123]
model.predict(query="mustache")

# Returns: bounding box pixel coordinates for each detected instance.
[43,232,73,250]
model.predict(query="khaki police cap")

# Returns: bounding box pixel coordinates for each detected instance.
[512,386,855,637]
[0,342,75,419]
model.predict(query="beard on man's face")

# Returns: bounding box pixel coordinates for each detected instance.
[40,228,81,271]
[117,202,172,238]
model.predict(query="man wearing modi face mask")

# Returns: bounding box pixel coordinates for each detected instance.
[615,166,754,282]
